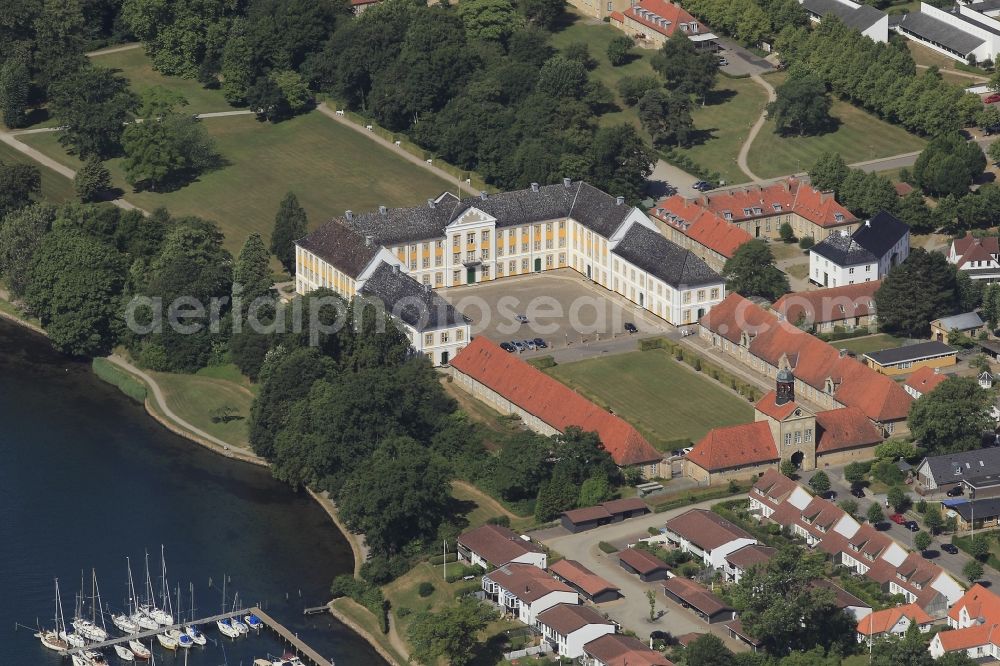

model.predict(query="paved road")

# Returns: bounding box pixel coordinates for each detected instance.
[736,74,777,183]
[536,497,747,649]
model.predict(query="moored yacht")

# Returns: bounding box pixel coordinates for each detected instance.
[37,578,70,651]
[128,639,151,660]
[156,632,178,650]
[244,613,263,631]
[216,618,240,638]
[114,644,135,661]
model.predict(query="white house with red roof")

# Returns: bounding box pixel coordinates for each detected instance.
[856,603,933,644]
[449,337,665,478]
[903,366,949,400]
[663,509,758,569]
[536,604,617,658]
[610,0,718,49]
[457,524,547,570]
[949,233,1000,282]
[930,584,1000,659]
[483,563,579,626]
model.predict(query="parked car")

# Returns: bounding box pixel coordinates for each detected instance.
[512,341,526,352]
[983,123,1000,136]
[890,513,907,525]
[904,520,920,532]
[681,328,697,337]
[986,93,1000,104]
[851,487,865,498]
[515,314,529,323]
[942,543,959,555]
[947,486,964,497]
[523,339,536,351]
[533,338,547,349]
[693,181,713,191]
[717,57,729,66]
[624,322,638,333]
[822,490,836,500]
[681,446,693,455]
[499,342,515,353]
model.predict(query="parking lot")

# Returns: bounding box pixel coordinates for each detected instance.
[439,269,671,357]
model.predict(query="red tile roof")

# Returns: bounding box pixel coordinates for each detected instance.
[664,509,754,550]
[619,547,669,575]
[610,10,625,22]
[484,563,574,603]
[755,390,801,421]
[698,178,856,228]
[451,337,662,466]
[894,182,914,197]
[662,577,733,616]
[903,365,947,398]
[700,294,912,423]
[815,406,883,453]
[856,603,932,636]
[623,0,707,39]
[584,634,674,666]
[537,603,612,635]
[752,468,800,504]
[686,421,777,472]
[457,524,542,567]
[771,281,880,327]
[949,584,1000,624]
[935,623,998,652]
[953,233,1000,268]
[650,197,752,259]
[549,559,620,598]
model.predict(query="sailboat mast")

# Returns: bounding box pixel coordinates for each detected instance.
[160,545,169,612]
[54,578,65,634]
[93,569,107,631]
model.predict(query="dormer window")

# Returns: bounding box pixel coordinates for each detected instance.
[724,211,732,220]
[753,207,763,215]
[743,208,752,216]
[772,203,782,211]
[835,213,844,222]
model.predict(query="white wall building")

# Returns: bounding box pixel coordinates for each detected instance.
[801,0,889,42]
[483,564,579,626]
[809,211,910,288]
[535,604,617,659]
[895,1,1000,64]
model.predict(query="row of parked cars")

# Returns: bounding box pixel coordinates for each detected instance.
[500,339,547,353]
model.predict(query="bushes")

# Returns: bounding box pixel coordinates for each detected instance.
[528,355,557,369]
[598,541,618,554]
[427,552,458,565]
[418,582,435,598]
[798,236,814,250]
[331,575,389,633]
[639,336,670,351]
[660,148,722,186]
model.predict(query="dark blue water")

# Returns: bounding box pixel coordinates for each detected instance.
[0,319,385,666]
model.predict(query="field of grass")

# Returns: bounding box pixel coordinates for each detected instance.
[0,141,75,204]
[907,41,989,80]
[547,349,754,447]
[834,333,907,356]
[18,113,453,254]
[90,47,235,113]
[148,369,255,447]
[746,73,926,179]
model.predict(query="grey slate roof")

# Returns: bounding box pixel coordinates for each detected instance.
[810,232,877,266]
[894,10,986,56]
[296,220,381,279]
[359,262,468,332]
[934,311,985,332]
[810,211,908,266]
[863,341,955,366]
[611,223,722,288]
[970,0,1000,13]
[801,0,886,31]
[949,497,1000,522]
[920,447,1000,485]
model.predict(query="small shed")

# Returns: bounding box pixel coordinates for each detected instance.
[549,559,621,604]
[930,312,985,344]
[618,547,670,582]
[662,577,735,624]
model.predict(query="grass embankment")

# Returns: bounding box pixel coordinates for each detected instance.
[330,597,410,666]
[546,348,754,449]
[92,357,147,403]
[746,72,926,179]
[146,365,255,448]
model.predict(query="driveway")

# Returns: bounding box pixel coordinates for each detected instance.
[649,159,701,199]
[535,498,747,650]
[715,38,776,77]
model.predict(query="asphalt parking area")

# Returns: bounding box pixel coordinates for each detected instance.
[439,269,669,353]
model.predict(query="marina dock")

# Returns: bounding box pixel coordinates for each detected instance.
[63,609,250,655]
[253,606,334,666]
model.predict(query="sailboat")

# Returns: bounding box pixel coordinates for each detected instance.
[113,558,140,634]
[37,578,70,651]
[132,553,159,631]
[152,546,174,626]
[215,577,240,639]
[128,639,151,660]
[72,569,109,643]
[114,644,136,661]
[230,593,248,635]
[156,632,178,650]
[138,550,170,627]
[183,583,206,646]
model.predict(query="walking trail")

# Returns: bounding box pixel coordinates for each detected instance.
[86,43,142,57]
[736,73,777,183]
[317,103,479,197]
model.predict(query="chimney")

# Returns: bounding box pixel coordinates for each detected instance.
[820,192,831,203]
[427,198,435,209]
[616,196,625,206]
[531,182,539,192]
[563,177,572,188]
[783,180,791,192]
[840,229,850,238]
[839,348,849,358]
[423,283,431,293]
[345,210,353,221]
[479,191,487,201]
[379,205,387,216]
[393,264,401,274]
[365,235,373,248]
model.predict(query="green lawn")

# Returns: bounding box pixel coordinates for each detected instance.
[18,113,453,254]
[0,141,75,204]
[746,73,926,179]
[148,369,255,448]
[547,349,754,448]
[672,76,770,186]
[90,47,236,113]
[834,334,907,356]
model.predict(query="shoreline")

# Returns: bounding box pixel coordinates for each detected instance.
[0,305,395,664]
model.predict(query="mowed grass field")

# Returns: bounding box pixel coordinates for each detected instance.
[547,349,754,448]
[18,113,453,254]
[148,368,255,448]
[834,333,907,356]
[0,141,75,203]
[746,72,926,178]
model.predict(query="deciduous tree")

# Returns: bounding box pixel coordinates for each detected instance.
[722,240,789,300]
[909,376,994,454]
[74,156,113,203]
[808,471,830,495]
[768,72,832,136]
[867,503,884,526]
[638,88,694,147]
[0,161,41,219]
[875,248,960,337]
[808,152,849,193]
[407,597,497,666]
[33,0,87,88]
[0,55,31,128]
[457,0,522,43]
[914,530,931,552]
[607,35,634,66]
[0,202,57,298]
[49,66,139,158]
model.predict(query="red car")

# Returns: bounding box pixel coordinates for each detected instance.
[890,513,907,525]
[985,93,1000,104]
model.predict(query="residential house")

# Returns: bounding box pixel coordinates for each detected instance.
[536,604,616,659]
[663,509,757,569]
[610,0,718,50]
[661,577,736,624]
[929,584,1000,660]
[772,281,881,333]
[457,524,546,570]
[561,498,651,533]
[914,447,1000,495]
[482,564,578,626]
[582,633,674,666]
[948,233,1000,281]
[801,0,888,42]
[963,473,1000,499]
[684,369,885,483]
[687,178,858,242]
[863,341,957,376]
[725,619,763,652]
[724,544,777,583]
[618,547,670,581]
[855,603,933,644]
[699,293,913,437]
[449,337,665,478]
[549,559,621,604]
[930,312,986,344]
[809,212,910,288]
[812,579,872,621]
[903,366,949,400]
[945,497,1000,531]
[649,196,753,272]
[894,2,1000,64]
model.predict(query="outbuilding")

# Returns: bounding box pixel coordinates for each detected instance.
[618,547,669,582]
[661,577,735,624]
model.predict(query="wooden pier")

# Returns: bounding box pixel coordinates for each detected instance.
[253,606,334,666]
[64,608,249,655]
